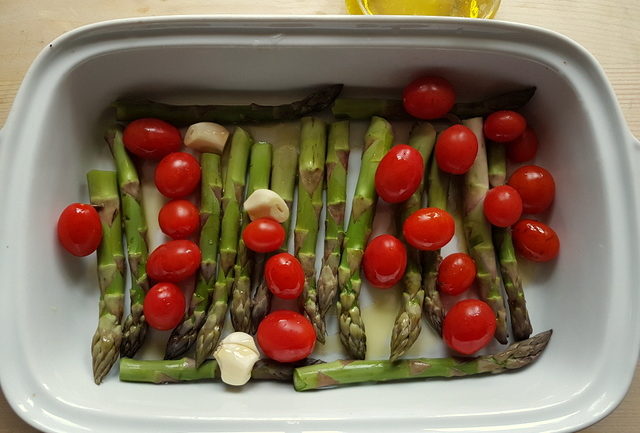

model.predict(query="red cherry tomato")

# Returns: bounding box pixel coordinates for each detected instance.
[403,76,456,120]
[443,299,496,355]
[402,207,455,251]
[512,219,560,262]
[256,310,316,362]
[155,152,201,199]
[483,185,523,227]
[506,127,538,163]
[375,145,424,203]
[147,240,201,282]
[435,125,479,174]
[484,110,527,143]
[143,282,185,330]
[57,203,102,257]
[264,253,305,299]
[362,234,407,289]
[242,218,286,253]
[123,118,182,160]
[158,199,200,240]
[507,165,555,214]
[437,253,477,296]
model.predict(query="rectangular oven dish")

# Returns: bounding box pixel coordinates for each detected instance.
[0,15,639,433]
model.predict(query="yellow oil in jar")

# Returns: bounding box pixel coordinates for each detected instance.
[346,0,500,18]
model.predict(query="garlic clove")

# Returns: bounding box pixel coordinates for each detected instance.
[184,122,229,154]
[214,332,260,386]
[243,189,289,223]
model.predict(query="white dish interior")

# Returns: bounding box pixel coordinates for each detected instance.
[0,16,639,433]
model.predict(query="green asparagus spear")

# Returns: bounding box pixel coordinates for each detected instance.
[165,153,223,360]
[119,331,552,388]
[293,330,552,391]
[114,85,343,125]
[251,128,299,331]
[295,117,327,342]
[389,123,436,360]
[317,121,350,319]
[104,128,150,358]
[195,128,252,366]
[421,152,450,336]
[231,141,273,333]
[120,357,324,384]
[338,116,394,359]
[462,118,509,344]
[331,87,536,121]
[487,142,533,341]
[87,170,125,384]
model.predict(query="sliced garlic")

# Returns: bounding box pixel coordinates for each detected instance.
[184,122,229,154]
[214,332,260,386]
[243,189,289,223]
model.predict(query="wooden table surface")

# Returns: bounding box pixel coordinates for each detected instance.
[0,1,638,432]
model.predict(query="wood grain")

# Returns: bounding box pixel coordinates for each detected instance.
[0,1,638,432]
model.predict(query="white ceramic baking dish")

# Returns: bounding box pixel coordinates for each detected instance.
[1,15,639,433]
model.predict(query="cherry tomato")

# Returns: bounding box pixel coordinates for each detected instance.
[507,165,555,214]
[265,253,305,299]
[403,76,456,120]
[242,218,286,253]
[158,199,200,240]
[147,240,201,282]
[483,110,527,143]
[506,127,538,163]
[143,282,185,330]
[155,152,201,199]
[483,185,523,227]
[57,203,102,257]
[437,253,477,296]
[402,207,455,251]
[256,310,316,363]
[435,124,479,174]
[362,234,407,289]
[512,219,560,262]
[123,118,182,160]
[443,299,496,355]
[375,145,424,203]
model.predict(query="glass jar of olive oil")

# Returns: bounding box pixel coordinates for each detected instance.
[346,0,501,18]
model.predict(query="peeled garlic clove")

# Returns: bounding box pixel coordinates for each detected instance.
[243,189,289,223]
[214,332,260,386]
[184,122,229,154]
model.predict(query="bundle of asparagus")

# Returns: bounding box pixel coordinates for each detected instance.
[337,116,394,359]
[195,128,252,366]
[230,141,273,333]
[251,126,300,331]
[87,170,125,384]
[487,142,533,341]
[389,123,437,360]
[164,152,223,360]
[105,128,150,358]
[295,117,328,342]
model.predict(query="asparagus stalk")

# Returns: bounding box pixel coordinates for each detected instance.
[421,152,450,336]
[487,142,533,341]
[230,141,273,333]
[295,117,327,342]
[114,84,343,125]
[87,170,125,384]
[462,118,509,344]
[104,128,150,358]
[120,358,324,384]
[317,121,350,318]
[331,87,536,121]
[389,123,436,360]
[251,129,299,331]
[338,116,394,359]
[195,128,252,366]
[165,153,223,360]
[293,330,552,391]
